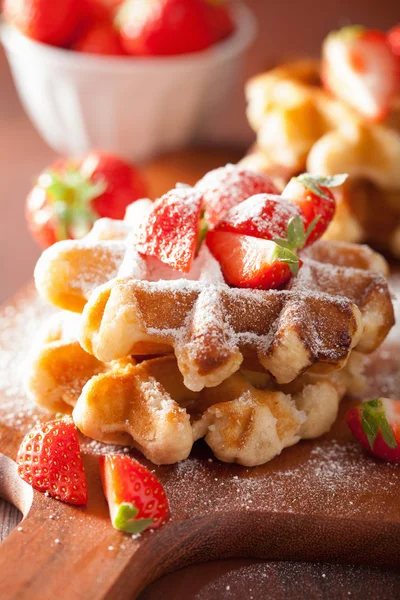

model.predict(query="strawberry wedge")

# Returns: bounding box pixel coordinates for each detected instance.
[136,187,203,273]
[100,455,170,534]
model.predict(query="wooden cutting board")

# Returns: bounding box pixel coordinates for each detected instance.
[0,145,400,599]
[0,269,399,600]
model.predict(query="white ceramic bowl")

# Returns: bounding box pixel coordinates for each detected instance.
[1,3,256,161]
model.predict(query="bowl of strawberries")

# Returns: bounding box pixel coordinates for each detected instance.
[1,0,256,160]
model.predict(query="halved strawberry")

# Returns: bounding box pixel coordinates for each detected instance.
[215,193,301,240]
[282,173,346,245]
[195,165,280,227]
[387,24,400,60]
[100,455,170,534]
[136,187,203,273]
[322,26,398,121]
[206,230,300,290]
[346,398,400,462]
[17,418,88,505]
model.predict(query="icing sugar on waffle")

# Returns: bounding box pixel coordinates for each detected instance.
[34,198,394,393]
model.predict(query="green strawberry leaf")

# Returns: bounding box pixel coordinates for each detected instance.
[271,243,300,277]
[360,399,398,450]
[274,215,317,252]
[42,168,106,241]
[297,173,348,201]
[113,502,154,535]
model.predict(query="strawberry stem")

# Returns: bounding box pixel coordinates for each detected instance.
[360,399,398,450]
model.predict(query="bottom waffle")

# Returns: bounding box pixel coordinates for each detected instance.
[26,313,366,467]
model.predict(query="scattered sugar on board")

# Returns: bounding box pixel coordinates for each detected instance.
[192,560,400,599]
[164,440,399,520]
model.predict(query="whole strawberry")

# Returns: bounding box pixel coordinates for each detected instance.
[116,0,212,56]
[3,0,83,46]
[204,0,235,44]
[346,398,400,462]
[17,418,88,505]
[73,23,125,56]
[281,173,347,245]
[100,455,170,534]
[26,151,148,248]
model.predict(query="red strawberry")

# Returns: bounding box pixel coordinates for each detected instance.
[346,398,400,462]
[322,26,398,121]
[387,25,400,75]
[196,165,280,227]
[216,193,301,241]
[100,455,170,534]
[281,173,345,245]
[26,151,147,248]
[204,0,235,44]
[115,0,212,56]
[73,22,125,55]
[82,0,123,23]
[136,187,203,273]
[3,0,83,47]
[17,418,88,505]
[207,230,301,290]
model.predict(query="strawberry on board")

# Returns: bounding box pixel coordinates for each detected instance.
[136,187,203,273]
[26,151,147,248]
[346,398,400,462]
[322,26,398,121]
[207,230,301,290]
[100,455,170,534]
[3,0,82,47]
[195,165,280,227]
[73,22,125,55]
[281,173,346,245]
[17,418,88,505]
[115,0,212,56]
[204,0,235,44]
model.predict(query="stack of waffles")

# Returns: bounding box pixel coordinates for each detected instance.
[243,41,400,256]
[28,174,395,467]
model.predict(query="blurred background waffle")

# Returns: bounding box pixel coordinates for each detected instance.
[243,54,400,256]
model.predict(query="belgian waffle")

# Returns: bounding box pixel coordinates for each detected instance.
[34,206,394,392]
[243,60,400,255]
[27,312,365,466]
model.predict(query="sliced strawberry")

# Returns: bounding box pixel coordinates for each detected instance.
[216,193,301,240]
[207,230,300,290]
[100,455,170,534]
[17,418,88,505]
[136,187,203,273]
[281,173,346,245]
[195,165,280,227]
[346,398,400,462]
[322,26,398,121]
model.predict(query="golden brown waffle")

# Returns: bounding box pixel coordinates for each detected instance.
[244,60,400,255]
[34,209,394,392]
[27,312,365,466]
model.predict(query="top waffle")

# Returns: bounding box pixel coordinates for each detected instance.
[35,197,394,393]
[243,59,400,255]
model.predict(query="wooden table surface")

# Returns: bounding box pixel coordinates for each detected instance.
[1,46,400,600]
